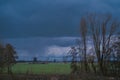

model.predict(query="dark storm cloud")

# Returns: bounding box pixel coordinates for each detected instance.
[1,0,120,60]
[3,37,77,60]
[1,0,120,38]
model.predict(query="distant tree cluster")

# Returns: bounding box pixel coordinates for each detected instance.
[0,43,17,74]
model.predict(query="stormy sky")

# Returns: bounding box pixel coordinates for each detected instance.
[0,0,120,60]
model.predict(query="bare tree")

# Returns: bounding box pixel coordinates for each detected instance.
[110,35,120,76]
[85,13,120,75]
[80,17,89,72]
[79,13,120,75]
[4,44,18,74]
[67,46,78,74]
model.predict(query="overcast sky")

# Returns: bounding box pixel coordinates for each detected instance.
[0,0,120,60]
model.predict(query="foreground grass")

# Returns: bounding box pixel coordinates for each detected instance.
[12,63,71,74]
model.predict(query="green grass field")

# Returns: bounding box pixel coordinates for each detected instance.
[12,63,71,74]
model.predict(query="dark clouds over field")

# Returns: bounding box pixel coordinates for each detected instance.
[0,0,120,38]
[0,0,120,60]
[3,37,78,60]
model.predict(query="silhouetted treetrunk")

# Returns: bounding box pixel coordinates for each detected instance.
[91,61,96,73]
[80,17,89,72]
[0,44,5,73]
[7,66,12,74]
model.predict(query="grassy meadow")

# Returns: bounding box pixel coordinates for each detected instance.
[11,63,71,74]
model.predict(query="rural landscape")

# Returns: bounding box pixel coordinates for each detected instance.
[0,0,120,80]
